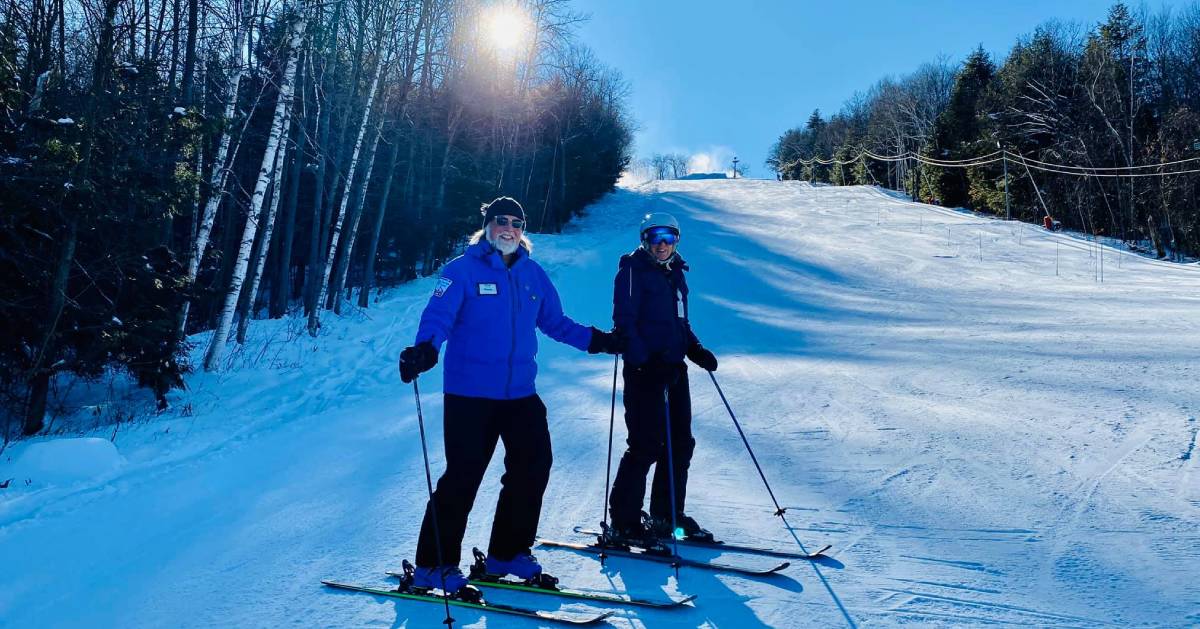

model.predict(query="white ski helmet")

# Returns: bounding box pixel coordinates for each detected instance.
[639,212,680,239]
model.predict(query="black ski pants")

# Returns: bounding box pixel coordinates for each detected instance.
[608,362,695,529]
[415,393,551,567]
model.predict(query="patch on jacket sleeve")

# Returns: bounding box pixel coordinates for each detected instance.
[433,277,453,297]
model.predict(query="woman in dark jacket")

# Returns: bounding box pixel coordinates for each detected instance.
[606,212,718,549]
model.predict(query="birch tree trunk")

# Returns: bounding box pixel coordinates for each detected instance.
[204,15,305,371]
[235,109,292,344]
[358,128,402,308]
[177,25,245,338]
[304,52,330,316]
[306,0,348,314]
[271,93,304,318]
[302,0,347,316]
[330,120,382,314]
[308,57,383,334]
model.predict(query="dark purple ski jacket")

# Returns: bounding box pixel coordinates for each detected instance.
[612,247,700,368]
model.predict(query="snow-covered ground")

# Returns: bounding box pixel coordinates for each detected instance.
[3,179,1199,628]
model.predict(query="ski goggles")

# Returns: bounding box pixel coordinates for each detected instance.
[642,227,679,245]
[493,216,525,229]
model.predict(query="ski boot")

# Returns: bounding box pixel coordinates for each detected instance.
[645,511,716,543]
[469,547,559,589]
[599,520,672,555]
[401,559,482,602]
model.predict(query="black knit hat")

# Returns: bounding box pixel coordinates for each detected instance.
[481,196,526,226]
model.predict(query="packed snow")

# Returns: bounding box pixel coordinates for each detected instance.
[2,179,1198,627]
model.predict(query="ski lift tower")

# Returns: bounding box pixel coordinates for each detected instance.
[732,157,740,179]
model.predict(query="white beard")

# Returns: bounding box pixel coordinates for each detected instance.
[489,233,519,255]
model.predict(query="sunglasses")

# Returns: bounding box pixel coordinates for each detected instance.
[493,216,525,229]
[643,227,679,246]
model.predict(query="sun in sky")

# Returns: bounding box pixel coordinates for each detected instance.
[480,3,531,55]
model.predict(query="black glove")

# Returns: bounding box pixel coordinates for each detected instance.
[686,344,718,372]
[399,341,438,383]
[587,327,626,355]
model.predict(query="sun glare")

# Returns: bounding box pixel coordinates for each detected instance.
[481,5,530,54]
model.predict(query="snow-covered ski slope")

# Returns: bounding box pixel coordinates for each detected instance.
[2,179,1199,628]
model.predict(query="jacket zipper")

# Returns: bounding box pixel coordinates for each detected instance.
[506,267,517,398]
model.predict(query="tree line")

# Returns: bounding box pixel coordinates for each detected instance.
[0,0,633,440]
[768,3,1200,260]
[628,153,746,180]
[641,153,689,180]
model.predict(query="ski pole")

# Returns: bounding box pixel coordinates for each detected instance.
[661,386,681,578]
[708,371,855,628]
[707,371,787,517]
[599,354,619,565]
[413,378,455,627]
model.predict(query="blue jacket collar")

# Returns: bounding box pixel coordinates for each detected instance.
[467,240,529,270]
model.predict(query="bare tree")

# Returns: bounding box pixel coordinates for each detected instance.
[308,41,386,334]
[205,13,305,371]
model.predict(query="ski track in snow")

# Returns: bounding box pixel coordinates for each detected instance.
[2,180,1198,628]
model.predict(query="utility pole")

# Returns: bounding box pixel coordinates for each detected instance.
[1128,43,1136,246]
[999,141,1010,221]
[732,157,740,179]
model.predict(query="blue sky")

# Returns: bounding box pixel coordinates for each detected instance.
[573,0,1175,176]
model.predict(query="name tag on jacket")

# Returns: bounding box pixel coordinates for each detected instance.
[478,283,498,296]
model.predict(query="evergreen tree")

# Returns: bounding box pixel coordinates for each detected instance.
[929,46,995,208]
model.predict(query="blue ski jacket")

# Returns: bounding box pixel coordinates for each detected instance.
[613,247,700,368]
[414,241,592,399]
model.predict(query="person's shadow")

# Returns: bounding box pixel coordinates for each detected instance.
[585,547,806,629]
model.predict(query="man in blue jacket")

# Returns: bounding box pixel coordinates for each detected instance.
[397,197,621,597]
[605,212,718,550]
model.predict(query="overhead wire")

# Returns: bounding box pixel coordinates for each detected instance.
[1011,150,1200,171]
[1018,160,1200,178]
[782,147,1200,178]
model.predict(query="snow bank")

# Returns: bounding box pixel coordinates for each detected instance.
[5,437,125,487]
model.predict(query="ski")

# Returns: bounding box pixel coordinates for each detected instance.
[572,526,831,560]
[536,538,789,576]
[322,581,615,626]
[386,570,696,609]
